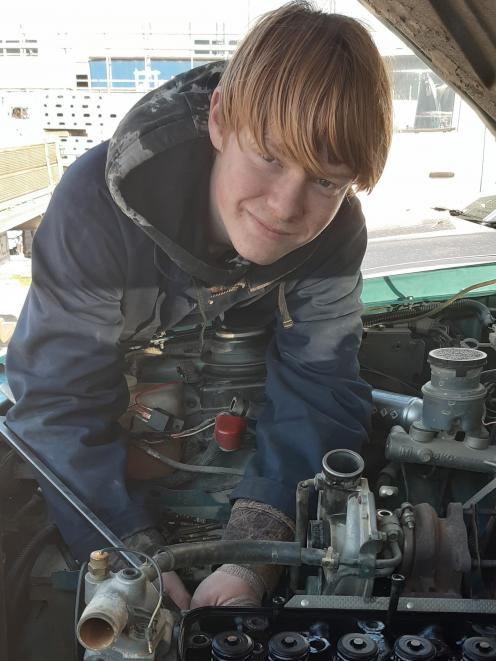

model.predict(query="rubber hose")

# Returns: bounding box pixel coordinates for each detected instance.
[6,523,58,592]
[154,540,325,572]
[481,370,496,384]
[7,524,59,640]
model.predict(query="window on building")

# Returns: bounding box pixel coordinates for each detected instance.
[387,53,456,131]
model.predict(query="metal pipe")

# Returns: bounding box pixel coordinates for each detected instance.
[77,588,128,651]
[386,424,496,473]
[376,542,402,568]
[371,390,423,431]
[291,479,314,591]
[0,419,139,568]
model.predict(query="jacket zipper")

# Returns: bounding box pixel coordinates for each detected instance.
[207,279,247,303]
[206,276,294,329]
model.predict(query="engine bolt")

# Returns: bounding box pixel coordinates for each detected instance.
[282,636,297,648]
[352,638,366,649]
[477,642,492,652]
[88,549,109,581]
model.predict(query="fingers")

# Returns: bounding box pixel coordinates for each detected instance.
[190,572,261,609]
[162,571,191,610]
[220,596,262,607]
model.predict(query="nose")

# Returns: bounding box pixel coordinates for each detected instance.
[266,170,306,223]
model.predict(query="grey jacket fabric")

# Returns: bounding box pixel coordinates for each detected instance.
[6,62,372,560]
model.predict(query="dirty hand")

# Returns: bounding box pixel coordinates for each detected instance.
[161,571,192,610]
[190,566,263,608]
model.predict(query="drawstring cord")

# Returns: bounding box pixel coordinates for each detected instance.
[278,281,294,329]
[192,277,209,352]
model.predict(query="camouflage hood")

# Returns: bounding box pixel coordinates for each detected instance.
[106,61,236,284]
[106,62,364,288]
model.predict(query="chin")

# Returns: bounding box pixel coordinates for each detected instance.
[235,245,283,266]
[233,236,289,266]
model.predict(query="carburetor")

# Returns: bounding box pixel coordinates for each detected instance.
[294,449,403,598]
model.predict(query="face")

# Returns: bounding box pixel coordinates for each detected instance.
[208,89,355,266]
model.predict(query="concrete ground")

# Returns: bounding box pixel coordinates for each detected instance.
[0,255,31,349]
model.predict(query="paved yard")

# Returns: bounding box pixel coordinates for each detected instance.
[0,255,31,348]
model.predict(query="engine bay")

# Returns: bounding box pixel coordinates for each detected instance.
[1,289,496,660]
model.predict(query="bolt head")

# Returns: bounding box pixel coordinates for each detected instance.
[352,638,366,649]
[408,639,423,650]
[282,636,297,647]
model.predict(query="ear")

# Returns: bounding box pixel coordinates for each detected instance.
[208,87,224,151]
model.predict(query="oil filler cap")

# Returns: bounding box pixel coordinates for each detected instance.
[212,631,254,660]
[462,638,496,661]
[394,636,435,661]
[268,632,310,660]
[214,414,246,451]
[337,633,378,661]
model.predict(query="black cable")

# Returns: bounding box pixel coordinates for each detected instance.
[6,523,59,644]
[74,561,87,661]
[360,366,420,395]
[56,534,80,571]
[481,370,496,384]
[6,523,58,593]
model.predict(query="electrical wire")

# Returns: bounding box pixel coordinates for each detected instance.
[171,420,215,438]
[377,278,496,326]
[136,442,245,475]
[133,382,183,405]
[74,561,87,661]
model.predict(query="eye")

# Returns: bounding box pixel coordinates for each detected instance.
[259,152,276,164]
[315,177,338,190]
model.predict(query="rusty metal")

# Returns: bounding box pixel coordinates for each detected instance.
[405,503,471,595]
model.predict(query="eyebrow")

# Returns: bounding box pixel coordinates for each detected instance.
[264,137,353,183]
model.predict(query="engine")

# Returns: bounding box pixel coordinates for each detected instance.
[1,296,496,660]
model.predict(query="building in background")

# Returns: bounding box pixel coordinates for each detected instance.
[0,2,493,261]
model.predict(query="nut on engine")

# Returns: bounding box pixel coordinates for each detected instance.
[88,549,110,581]
[321,547,340,571]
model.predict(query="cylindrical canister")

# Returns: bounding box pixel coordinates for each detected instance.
[462,637,496,661]
[393,636,436,661]
[337,634,378,661]
[211,631,254,660]
[422,348,487,432]
[268,631,310,660]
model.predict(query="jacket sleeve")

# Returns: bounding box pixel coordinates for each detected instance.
[231,219,372,520]
[5,147,155,560]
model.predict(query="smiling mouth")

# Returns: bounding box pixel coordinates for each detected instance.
[249,212,291,237]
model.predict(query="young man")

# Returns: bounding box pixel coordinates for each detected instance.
[6,1,392,608]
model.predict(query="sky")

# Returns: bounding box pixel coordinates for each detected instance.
[3,0,383,35]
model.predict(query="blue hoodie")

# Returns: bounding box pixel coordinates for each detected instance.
[6,62,372,560]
